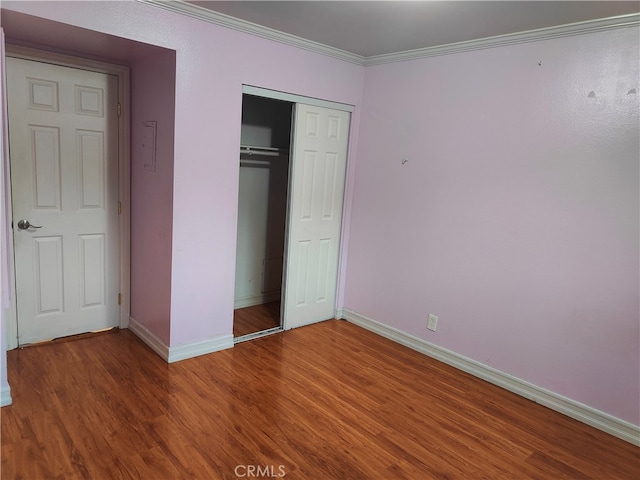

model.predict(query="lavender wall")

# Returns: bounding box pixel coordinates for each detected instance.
[1,7,182,347]
[130,50,176,344]
[1,0,637,427]
[345,27,639,424]
[0,1,365,348]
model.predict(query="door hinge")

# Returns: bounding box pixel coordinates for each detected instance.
[117,103,121,117]
[118,202,122,215]
[118,293,122,305]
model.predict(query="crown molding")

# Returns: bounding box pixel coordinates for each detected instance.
[364,13,640,66]
[137,1,639,67]
[136,0,365,65]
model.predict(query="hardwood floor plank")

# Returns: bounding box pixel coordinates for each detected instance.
[233,302,281,338]
[2,320,638,479]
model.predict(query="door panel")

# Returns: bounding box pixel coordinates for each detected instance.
[284,104,350,329]
[79,233,106,308]
[34,236,64,315]
[31,125,61,209]
[7,57,119,344]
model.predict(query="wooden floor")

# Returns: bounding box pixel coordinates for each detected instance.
[233,301,281,338]
[2,320,638,479]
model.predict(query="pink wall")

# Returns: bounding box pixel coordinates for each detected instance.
[1,0,637,428]
[130,50,176,344]
[1,8,180,347]
[164,23,364,346]
[0,1,365,348]
[345,27,639,425]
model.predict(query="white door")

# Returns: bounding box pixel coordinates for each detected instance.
[283,104,350,329]
[7,57,120,345]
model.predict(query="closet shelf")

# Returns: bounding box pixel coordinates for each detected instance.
[240,145,289,157]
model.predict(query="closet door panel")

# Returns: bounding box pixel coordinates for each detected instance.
[284,104,350,329]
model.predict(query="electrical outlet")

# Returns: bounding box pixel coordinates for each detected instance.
[427,314,438,331]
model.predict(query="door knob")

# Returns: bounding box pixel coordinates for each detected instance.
[17,219,42,230]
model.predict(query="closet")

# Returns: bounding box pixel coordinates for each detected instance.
[234,87,352,342]
[234,95,292,340]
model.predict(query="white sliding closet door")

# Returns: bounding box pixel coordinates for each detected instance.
[283,104,350,329]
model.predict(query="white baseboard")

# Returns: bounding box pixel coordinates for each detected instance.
[128,316,170,361]
[234,292,280,310]
[167,332,234,363]
[129,316,234,363]
[342,309,640,446]
[1,384,12,407]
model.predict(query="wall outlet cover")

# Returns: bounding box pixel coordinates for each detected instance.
[427,314,438,331]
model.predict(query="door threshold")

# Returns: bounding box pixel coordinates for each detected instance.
[234,326,283,344]
[19,327,119,348]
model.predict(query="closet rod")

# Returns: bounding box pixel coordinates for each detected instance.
[240,145,289,157]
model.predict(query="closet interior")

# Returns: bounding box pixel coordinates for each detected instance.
[233,94,293,340]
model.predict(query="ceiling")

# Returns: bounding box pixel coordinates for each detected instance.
[190,1,640,57]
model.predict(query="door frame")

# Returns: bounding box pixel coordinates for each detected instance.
[4,45,131,349]
[240,85,354,332]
